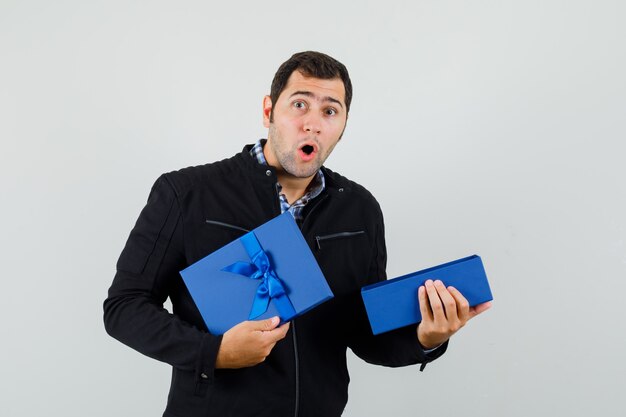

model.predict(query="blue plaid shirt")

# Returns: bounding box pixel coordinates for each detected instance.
[250,139,325,220]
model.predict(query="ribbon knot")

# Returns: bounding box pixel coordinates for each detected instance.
[222,232,296,320]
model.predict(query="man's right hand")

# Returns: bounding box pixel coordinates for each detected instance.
[215,316,290,369]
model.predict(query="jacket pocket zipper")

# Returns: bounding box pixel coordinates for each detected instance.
[292,321,300,417]
[204,219,250,233]
[315,230,365,250]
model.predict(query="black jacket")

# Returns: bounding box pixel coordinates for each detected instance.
[104,144,446,417]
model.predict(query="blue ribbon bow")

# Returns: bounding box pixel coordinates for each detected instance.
[221,232,296,320]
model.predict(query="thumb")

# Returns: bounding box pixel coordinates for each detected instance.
[254,316,280,331]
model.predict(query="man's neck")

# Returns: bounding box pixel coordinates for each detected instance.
[275,171,315,205]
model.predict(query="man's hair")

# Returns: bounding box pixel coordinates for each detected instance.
[270,51,352,120]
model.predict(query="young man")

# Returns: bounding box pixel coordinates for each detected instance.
[104,51,491,417]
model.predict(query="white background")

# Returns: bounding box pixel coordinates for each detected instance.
[1,1,624,416]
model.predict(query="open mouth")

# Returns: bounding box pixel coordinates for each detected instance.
[302,145,314,155]
[298,142,318,162]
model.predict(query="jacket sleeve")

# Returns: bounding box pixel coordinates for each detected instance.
[103,175,222,381]
[346,206,447,371]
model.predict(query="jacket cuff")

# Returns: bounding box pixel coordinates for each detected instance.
[195,332,223,383]
[419,339,449,371]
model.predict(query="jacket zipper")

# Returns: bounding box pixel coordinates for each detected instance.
[300,193,328,232]
[315,230,365,250]
[270,181,301,417]
[272,182,331,417]
[204,219,250,233]
[293,193,328,417]
[292,321,300,417]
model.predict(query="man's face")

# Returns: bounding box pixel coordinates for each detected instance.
[263,70,348,179]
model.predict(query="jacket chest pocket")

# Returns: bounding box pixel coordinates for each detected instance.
[315,230,366,250]
[313,229,370,295]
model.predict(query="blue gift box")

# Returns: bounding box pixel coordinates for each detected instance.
[180,212,334,335]
[361,255,493,335]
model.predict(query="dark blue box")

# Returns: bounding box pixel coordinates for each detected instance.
[361,255,493,335]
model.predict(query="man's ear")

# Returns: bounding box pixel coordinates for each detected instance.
[262,96,273,128]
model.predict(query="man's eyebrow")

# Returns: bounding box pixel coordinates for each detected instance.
[289,91,344,108]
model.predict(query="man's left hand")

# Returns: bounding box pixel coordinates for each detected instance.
[417,279,492,350]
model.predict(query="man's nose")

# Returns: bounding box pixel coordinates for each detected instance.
[303,113,322,134]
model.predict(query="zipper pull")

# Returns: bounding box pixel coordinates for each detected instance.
[315,236,322,250]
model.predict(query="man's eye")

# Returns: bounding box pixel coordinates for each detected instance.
[293,101,306,109]
[325,108,337,116]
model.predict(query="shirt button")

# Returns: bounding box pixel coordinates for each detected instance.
[265,170,272,176]
[200,373,208,379]
[338,188,344,192]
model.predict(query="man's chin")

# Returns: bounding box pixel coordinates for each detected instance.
[286,170,320,179]
[284,164,321,179]
[278,154,323,179]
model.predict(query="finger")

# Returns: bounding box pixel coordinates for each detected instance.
[424,279,446,322]
[432,280,460,322]
[418,285,433,322]
[447,286,470,323]
[265,327,288,355]
[469,301,492,318]
[265,321,291,341]
[251,316,280,331]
